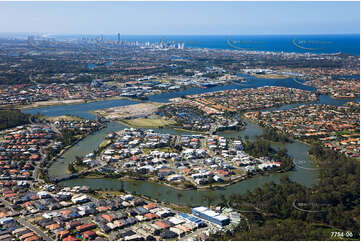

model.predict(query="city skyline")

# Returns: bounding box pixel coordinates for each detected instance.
[0,1,359,35]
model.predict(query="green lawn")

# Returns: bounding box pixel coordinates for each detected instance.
[121,117,176,128]
[156,147,177,153]
[99,139,112,150]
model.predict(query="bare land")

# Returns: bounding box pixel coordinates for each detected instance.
[251,73,290,79]
[93,102,164,120]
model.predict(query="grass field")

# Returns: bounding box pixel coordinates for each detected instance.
[99,139,112,150]
[156,147,177,153]
[45,115,82,121]
[120,117,177,128]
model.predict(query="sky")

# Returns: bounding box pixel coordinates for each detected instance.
[0,1,359,35]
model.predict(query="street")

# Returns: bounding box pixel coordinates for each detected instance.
[0,197,52,240]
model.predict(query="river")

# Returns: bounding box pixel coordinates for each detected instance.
[23,76,359,206]
[56,121,318,206]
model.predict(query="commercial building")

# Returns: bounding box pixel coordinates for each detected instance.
[192,206,230,226]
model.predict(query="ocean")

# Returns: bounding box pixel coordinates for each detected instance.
[57,34,360,56]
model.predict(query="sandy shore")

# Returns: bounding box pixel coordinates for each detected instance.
[16,96,148,110]
[20,99,87,109]
[250,73,290,79]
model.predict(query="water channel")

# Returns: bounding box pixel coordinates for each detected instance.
[23,76,359,206]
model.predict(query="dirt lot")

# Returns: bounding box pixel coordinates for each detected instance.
[93,102,164,119]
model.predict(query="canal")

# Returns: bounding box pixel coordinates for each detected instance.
[23,76,359,206]
[57,121,318,206]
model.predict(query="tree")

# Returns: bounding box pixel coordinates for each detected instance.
[68,162,76,173]
[75,156,82,165]
[218,194,227,207]
[211,144,360,240]
[0,109,29,130]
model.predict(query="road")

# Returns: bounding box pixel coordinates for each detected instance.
[49,122,62,136]
[27,116,43,185]
[28,73,39,86]
[0,197,52,240]
[182,226,209,240]
[0,197,13,210]
[17,217,53,241]
[28,117,62,185]
[4,197,99,240]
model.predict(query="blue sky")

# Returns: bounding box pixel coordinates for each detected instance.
[0,1,359,35]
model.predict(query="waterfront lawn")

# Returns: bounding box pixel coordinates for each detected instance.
[74,134,83,140]
[251,73,290,79]
[91,190,122,199]
[120,117,176,128]
[99,139,112,150]
[165,203,192,214]
[233,169,246,175]
[142,148,151,154]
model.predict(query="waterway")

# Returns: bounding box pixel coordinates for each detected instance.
[58,122,318,206]
[24,99,138,120]
[51,117,318,206]
[22,76,359,206]
[49,122,197,179]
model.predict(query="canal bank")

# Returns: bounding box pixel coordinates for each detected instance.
[22,77,358,206]
[23,74,316,117]
[56,117,318,206]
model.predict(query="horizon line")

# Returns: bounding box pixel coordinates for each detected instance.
[0,32,360,36]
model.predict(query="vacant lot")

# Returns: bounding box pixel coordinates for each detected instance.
[94,102,164,119]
